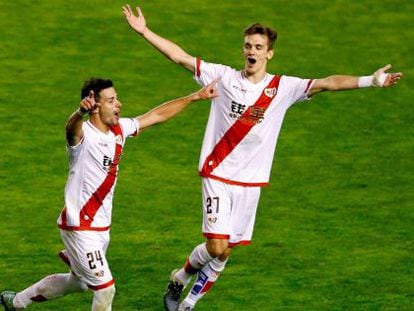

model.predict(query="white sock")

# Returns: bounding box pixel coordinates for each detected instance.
[13,273,87,309]
[174,243,213,286]
[183,257,228,306]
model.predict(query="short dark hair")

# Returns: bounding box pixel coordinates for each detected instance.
[81,78,114,100]
[243,23,277,50]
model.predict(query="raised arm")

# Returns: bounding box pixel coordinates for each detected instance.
[136,80,218,131]
[309,64,402,96]
[123,4,195,73]
[66,91,98,146]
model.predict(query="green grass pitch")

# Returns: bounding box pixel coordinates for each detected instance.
[0,0,413,310]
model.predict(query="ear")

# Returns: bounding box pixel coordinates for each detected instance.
[90,102,100,114]
[267,49,274,60]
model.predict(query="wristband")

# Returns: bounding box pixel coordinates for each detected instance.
[76,108,88,117]
[358,76,373,88]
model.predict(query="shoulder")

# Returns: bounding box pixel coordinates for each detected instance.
[117,118,139,138]
[278,75,311,88]
[199,59,235,74]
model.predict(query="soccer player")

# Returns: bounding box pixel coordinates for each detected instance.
[0,78,217,311]
[122,5,403,311]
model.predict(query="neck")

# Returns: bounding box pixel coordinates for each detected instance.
[242,69,267,84]
[90,115,110,134]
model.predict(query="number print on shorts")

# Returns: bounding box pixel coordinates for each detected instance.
[87,250,104,270]
[206,196,219,214]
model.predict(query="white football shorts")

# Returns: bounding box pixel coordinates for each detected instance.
[201,177,261,246]
[60,229,114,290]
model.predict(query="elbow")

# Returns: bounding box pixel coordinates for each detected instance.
[168,52,186,65]
[323,76,337,91]
[156,115,168,124]
[318,76,341,92]
[171,55,183,65]
[173,54,193,71]
[324,75,357,91]
[150,112,168,126]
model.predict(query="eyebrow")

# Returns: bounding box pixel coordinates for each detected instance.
[244,42,264,47]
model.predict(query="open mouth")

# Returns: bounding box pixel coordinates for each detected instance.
[247,57,257,64]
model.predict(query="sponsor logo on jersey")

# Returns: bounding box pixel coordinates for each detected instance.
[229,100,246,119]
[103,156,112,169]
[229,100,265,124]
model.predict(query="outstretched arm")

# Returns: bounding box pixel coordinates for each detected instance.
[66,91,100,146]
[123,4,195,73]
[136,80,218,131]
[309,64,402,96]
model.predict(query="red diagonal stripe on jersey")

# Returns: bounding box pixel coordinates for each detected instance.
[201,75,281,177]
[79,125,123,228]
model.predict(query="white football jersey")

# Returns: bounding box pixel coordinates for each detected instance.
[194,58,314,186]
[58,118,139,231]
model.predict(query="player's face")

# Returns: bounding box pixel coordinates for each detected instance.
[243,34,274,76]
[97,87,122,126]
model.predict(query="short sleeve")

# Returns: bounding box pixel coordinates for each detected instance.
[119,118,139,138]
[66,138,84,161]
[282,76,315,108]
[193,58,228,87]
[66,121,88,155]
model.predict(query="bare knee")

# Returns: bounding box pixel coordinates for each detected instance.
[218,247,232,261]
[206,239,229,258]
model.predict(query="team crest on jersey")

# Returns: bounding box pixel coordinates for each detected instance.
[264,87,277,98]
[115,135,123,145]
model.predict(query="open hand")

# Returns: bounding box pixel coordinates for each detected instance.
[373,64,403,87]
[122,4,147,35]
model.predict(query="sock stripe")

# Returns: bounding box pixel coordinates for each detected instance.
[184,259,200,274]
[201,281,215,294]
